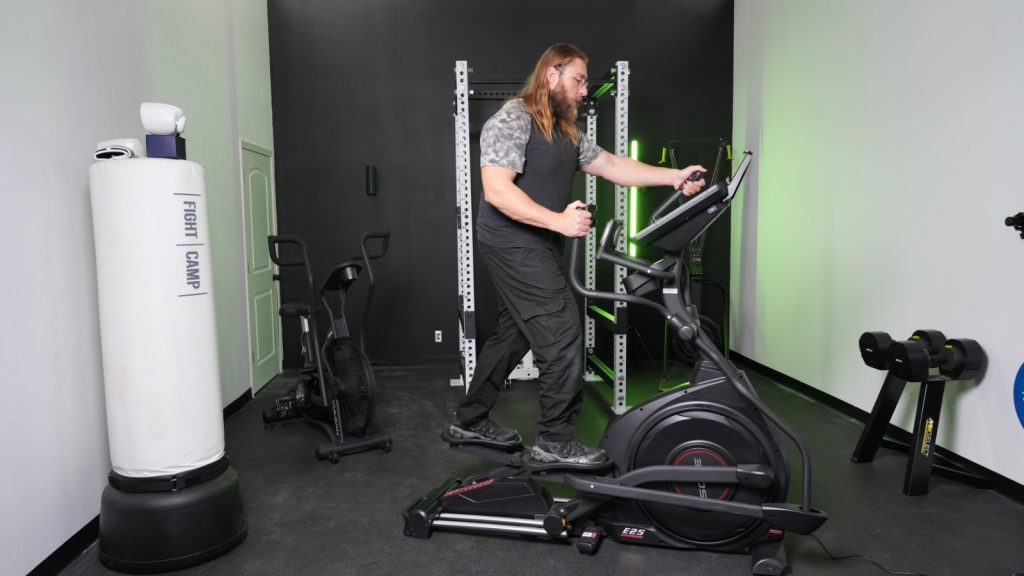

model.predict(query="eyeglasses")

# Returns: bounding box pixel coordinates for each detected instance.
[556,65,588,88]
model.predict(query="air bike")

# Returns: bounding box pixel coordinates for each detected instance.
[403,151,827,575]
[264,232,392,462]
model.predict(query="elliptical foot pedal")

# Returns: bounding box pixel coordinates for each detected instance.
[525,456,615,472]
[441,430,526,468]
[441,429,523,450]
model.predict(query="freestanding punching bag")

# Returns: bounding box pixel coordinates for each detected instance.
[89,158,247,572]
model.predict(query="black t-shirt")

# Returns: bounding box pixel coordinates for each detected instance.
[476,99,603,250]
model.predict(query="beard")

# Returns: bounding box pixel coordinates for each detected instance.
[548,84,579,121]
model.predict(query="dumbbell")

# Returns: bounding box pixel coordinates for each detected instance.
[888,331,984,381]
[888,330,947,381]
[858,331,894,370]
[936,338,984,380]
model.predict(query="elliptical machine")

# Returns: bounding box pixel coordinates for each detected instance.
[404,152,826,575]
[264,231,392,462]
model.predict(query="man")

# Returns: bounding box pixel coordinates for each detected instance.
[450,43,706,464]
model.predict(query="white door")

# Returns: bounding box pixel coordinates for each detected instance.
[242,142,280,394]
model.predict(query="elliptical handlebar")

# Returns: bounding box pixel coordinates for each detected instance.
[569,217,817,515]
[648,188,686,225]
[596,221,675,281]
[568,223,671,320]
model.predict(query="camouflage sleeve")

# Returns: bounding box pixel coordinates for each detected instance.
[480,99,531,173]
[577,130,604,168]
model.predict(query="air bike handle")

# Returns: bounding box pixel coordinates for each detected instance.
[268,234,310,268]
[359,230,391,261]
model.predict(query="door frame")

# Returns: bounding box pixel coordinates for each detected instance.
[239,139,280,394]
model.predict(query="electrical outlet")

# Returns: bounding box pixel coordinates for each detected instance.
[434,330,443,343]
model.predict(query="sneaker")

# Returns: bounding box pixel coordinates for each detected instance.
[449,418,520,443]
[532,437,608,464]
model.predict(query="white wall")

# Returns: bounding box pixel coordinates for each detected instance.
[0,1,273,573]
[733,0,1024,484]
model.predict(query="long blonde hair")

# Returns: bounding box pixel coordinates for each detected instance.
[519,43,587,146]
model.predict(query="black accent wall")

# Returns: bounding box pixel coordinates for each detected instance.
[268,0,734,365]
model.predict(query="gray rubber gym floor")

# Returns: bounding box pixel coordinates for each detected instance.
[60,362,1024,576]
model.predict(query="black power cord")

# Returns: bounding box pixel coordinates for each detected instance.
[626,325,661,371]
[806,534,927,576]
[807,536,1024,576]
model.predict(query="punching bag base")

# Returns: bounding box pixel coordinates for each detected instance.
[98,465,247,573]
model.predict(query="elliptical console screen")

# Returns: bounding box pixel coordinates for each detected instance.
[632,151,753,251]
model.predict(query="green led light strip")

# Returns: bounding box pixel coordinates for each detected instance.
[629,140,639,256]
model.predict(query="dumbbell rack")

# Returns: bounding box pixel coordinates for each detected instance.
[851,330,990,496]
